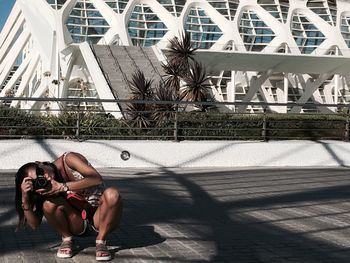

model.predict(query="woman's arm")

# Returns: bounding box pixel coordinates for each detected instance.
[59,152,103,192]
[21,177,43,229]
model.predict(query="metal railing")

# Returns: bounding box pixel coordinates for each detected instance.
[0,97,349,141]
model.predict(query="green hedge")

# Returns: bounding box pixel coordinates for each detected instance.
[0,107,44,137]
[266,114,345,140]
[176,112,263,140]
[0,106,347,140]
[176,112,346,140]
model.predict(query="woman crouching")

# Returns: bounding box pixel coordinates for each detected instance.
[15,152,123,261]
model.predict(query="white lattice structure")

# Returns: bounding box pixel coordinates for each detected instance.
[1,0,350,114]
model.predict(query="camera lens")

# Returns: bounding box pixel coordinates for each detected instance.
[33,175,49,190]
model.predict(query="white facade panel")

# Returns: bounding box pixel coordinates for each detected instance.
[0,0,350,113]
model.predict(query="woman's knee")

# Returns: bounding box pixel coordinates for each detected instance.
[102,187,121,205]
[43,199,62,214]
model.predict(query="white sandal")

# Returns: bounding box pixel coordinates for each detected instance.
[96,240,111,261]
[57,236,73,259]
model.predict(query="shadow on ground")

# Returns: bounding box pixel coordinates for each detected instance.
[1,168,350,262]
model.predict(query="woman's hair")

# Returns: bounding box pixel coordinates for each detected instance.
[42,161,63,183]
[15,162,39,230]
[14,162,63,230]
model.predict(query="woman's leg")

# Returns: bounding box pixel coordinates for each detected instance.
[93,187,123,240]
[92,187,122,260]
[43,196,85,258]
[43,196,85,237]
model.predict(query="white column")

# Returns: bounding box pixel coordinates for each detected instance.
[0,15,25,64]
[284,73,288,113]
[334,47,339,105]
[283,43,289,113]
[79,42,122,118]
[230,70,236,112]
[0,2,21,48]
[0,30,30,86]
[0,55,30,97]
[334,75,339,105]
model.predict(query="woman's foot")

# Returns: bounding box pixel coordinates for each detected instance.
[57,236,73,258]
[96,240,111,261]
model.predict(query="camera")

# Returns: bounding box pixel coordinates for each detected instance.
[32,175,50,190]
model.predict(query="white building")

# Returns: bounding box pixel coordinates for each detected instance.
[1,0,350,114]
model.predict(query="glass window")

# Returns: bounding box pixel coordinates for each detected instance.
[307,0,336,26]
[127,3,168,46]
[291,13,325,53]
[46,0,67,10]
[239,11,275,51]
[185,7,223,50]
[66,0,110,43]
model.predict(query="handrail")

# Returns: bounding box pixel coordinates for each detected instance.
[0,98,349,141]
[1,96,349,109]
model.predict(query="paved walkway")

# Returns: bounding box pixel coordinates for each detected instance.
[2,167,350,262]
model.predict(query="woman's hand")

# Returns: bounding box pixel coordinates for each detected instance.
[20,177,43,229]
[21,177,33,199]
[36,177,64,196]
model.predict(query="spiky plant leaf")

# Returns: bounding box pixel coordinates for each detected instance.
[152,82,177,126]
[126,69,155,128]
[180,61,215,111]
[167,31,198,74]
[162,60,183,93]
[126,102,153,129]
[128,69,153,100]
[168,31,197,61]
[181,61,211,102]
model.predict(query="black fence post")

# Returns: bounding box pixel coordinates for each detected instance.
[76,100,81,139]
[262,107,267,141]
[345,107,349,142]
[174,111,178,142]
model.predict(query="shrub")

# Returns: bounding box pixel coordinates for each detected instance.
[0,106,44,137]
[0,106,347,141]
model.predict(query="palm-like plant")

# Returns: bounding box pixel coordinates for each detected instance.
[167,31,198,75]
[152,81,177,126]
[180,61,213,111]
[126,103,152,129]
[126,69,154,128]
[128,69,153,100]
[162,59,183,94]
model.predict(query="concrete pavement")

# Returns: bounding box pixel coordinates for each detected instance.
[2,167,350,262]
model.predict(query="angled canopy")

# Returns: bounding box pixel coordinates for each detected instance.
[193,50,350,75]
